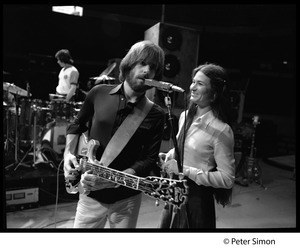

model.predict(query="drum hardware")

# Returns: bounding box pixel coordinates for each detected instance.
[5,96,50,171]
[90,61,117,85]
[3,82,30,165]
[89,76,115,80]
[49,93,65,101]
[5,94,23,170]
[13,104,40,171]
[49,99,76,121]
[78,88,88,96]
[3,82,30,97]
[4,104,16,154]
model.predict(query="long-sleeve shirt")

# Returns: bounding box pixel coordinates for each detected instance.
[66,83,165,203]
[166,110,235,189]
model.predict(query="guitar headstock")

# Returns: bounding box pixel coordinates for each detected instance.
[144,176,189,209]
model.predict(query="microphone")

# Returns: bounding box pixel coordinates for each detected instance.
[145,79,185,93]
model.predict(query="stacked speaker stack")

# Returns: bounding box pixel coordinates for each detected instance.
[144,22,200,109]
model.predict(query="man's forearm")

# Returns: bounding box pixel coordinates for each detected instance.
[64,134,79,156]
[66,84,77,102]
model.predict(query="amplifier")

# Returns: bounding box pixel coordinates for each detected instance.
[6,187,39,206]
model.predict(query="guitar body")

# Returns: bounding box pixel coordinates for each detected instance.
[244,156,261,183]
[65,132,99,194]
[65,134,189,209]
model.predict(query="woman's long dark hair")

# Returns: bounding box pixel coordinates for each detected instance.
[177,62,234,207]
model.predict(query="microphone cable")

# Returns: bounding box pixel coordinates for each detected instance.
[54,158,64,228]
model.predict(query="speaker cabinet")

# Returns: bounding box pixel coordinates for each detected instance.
[144,22,200,108]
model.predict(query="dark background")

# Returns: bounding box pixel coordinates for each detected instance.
[3,4,296,157]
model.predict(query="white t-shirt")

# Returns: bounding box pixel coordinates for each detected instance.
[56,65,79,95]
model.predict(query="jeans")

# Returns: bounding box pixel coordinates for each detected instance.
[73,193,142,228]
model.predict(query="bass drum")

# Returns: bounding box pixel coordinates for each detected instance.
[41,120,69,156]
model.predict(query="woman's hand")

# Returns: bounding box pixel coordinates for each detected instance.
[161,159,179,176]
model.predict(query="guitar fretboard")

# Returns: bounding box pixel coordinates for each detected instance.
[82,161,159,194]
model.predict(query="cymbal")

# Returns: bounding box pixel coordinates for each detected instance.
[89,75,115,81]
[49,93,65,101]
[89,62,117,82]
[79,89,88,95]
[3,82,28,96]
[99,62,117,77]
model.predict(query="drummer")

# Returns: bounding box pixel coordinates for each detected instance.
[54,49,79,102]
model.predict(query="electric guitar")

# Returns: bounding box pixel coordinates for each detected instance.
[245,115,261,183]
[65,134,189,209]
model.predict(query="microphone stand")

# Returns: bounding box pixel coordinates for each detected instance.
[164,94,183,176]
[162,92,189,228]
[163,93,183,221]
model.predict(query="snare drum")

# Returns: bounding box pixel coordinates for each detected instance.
[50,100,74,120]
[41,120,68,155]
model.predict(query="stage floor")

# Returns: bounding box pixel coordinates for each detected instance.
[4,157,296,229]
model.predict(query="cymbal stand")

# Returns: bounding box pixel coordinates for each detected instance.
[14,95,19,162]
[5,94,22,170]
[4,105,15,154]
[13,105,38,171]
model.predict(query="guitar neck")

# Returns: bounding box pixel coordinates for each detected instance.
[82,160,151,193]
[249,133,256,158]
[248,116,259,158]
[73,135,189,209]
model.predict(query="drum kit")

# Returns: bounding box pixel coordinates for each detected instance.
[4,63,116,171]
[3,82,83,171]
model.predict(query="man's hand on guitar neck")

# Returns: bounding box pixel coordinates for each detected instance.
[80,168,136,192]
[81,170,120,192]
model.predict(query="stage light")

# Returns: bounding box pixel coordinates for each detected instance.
[52,6,83,16]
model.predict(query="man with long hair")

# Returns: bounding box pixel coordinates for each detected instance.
[63,41,166,228]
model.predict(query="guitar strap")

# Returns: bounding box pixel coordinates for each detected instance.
[99,96,154,167]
